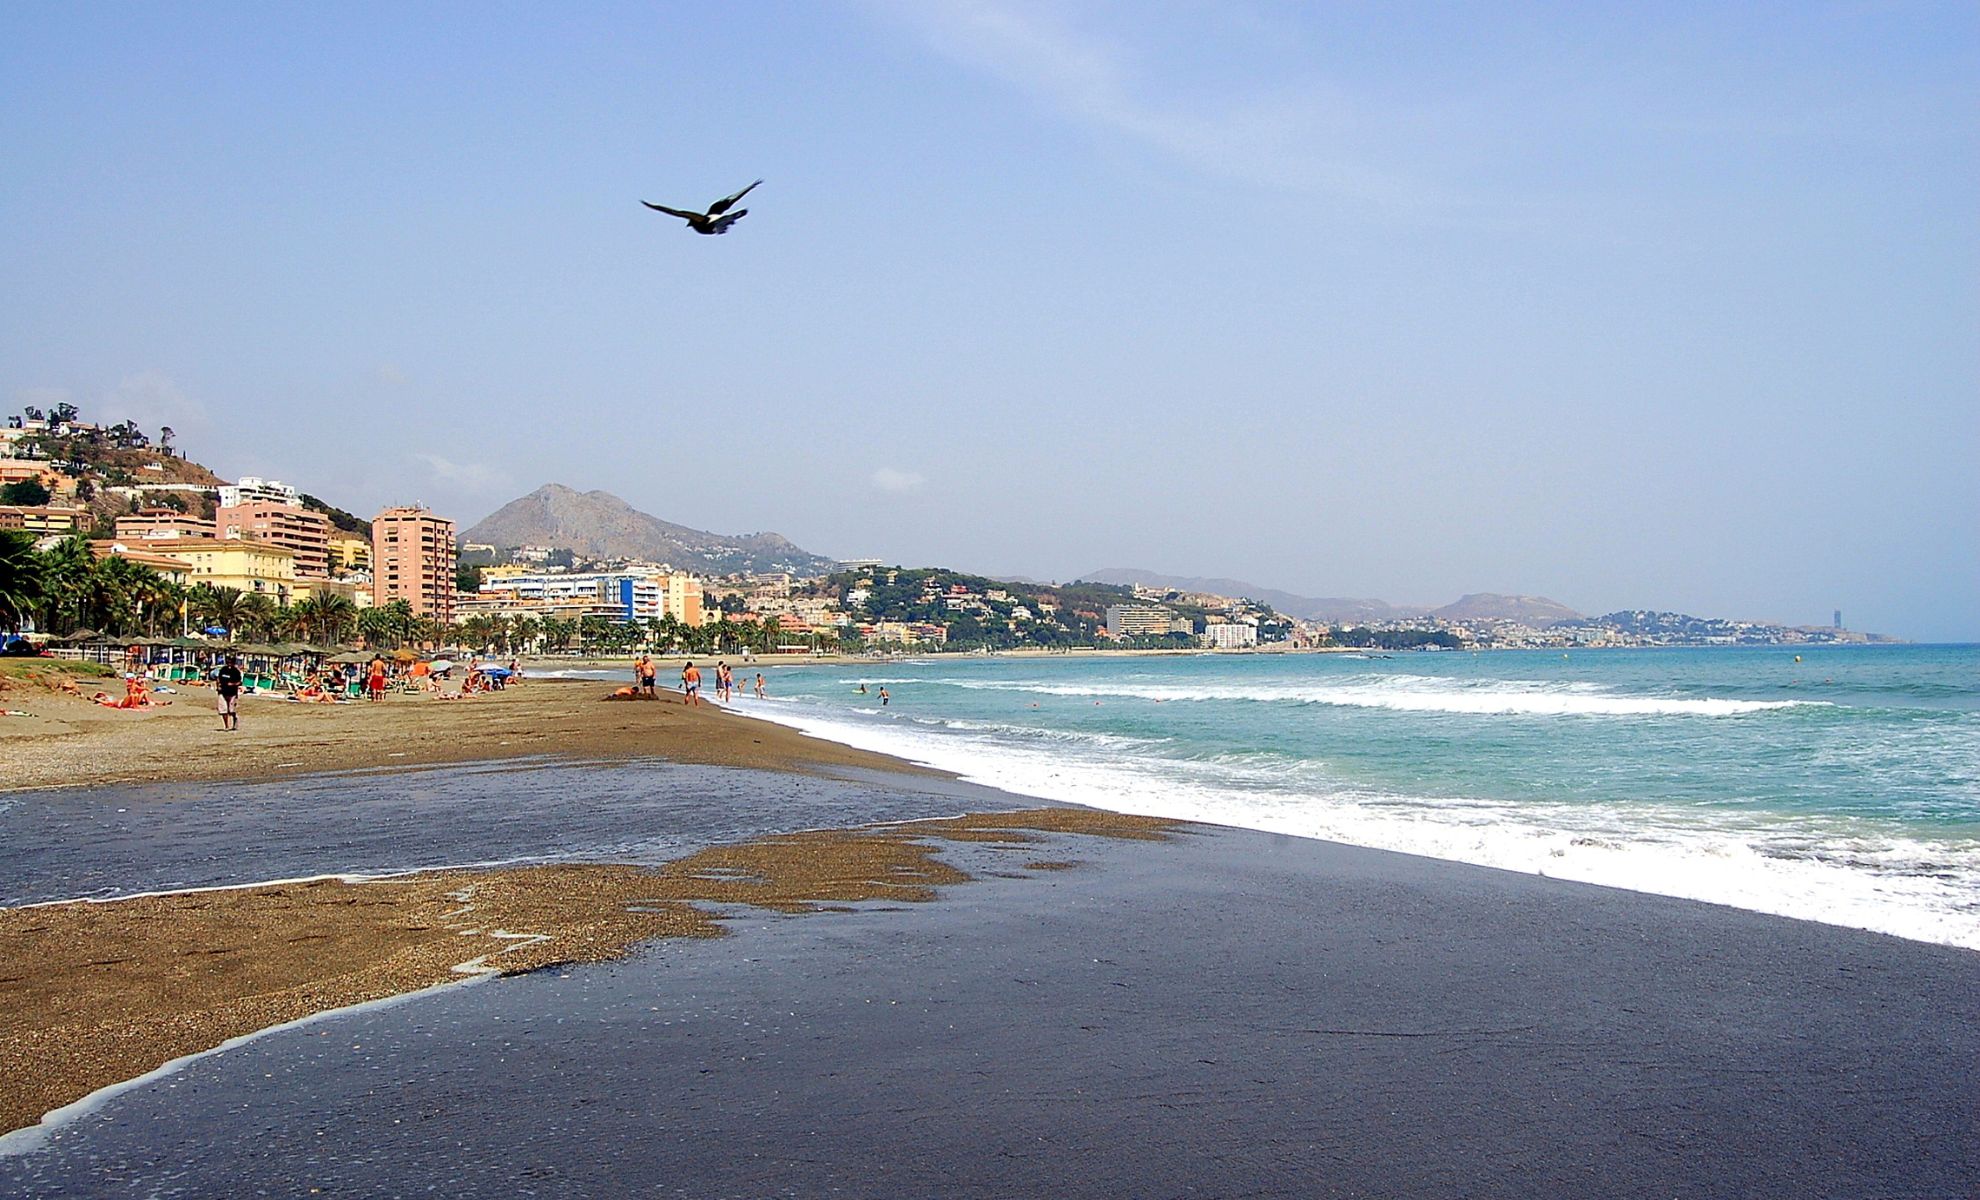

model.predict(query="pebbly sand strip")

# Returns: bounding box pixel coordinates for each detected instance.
[0,808,1175,1139]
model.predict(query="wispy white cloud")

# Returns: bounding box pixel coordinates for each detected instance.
[413,452,510,493]
[372,362,408,387]
[866,0,1433,209]
[871,466,926,493]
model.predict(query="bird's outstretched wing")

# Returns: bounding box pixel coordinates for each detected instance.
[642,202,702,220]
[706,209,748,234]
[707,180,761,216]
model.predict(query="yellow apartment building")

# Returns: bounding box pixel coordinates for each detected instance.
[143,537,298,601]
[328,529,372,574]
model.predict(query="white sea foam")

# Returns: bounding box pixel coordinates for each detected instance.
[926,674,1822,717]
[746,703,1980,952]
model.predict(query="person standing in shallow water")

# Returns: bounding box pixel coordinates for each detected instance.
[681,661,702,706]
[878,687,889,707]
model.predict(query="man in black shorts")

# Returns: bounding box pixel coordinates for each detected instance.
[214,654,243,731]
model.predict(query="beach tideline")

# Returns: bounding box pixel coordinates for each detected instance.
[0,678,1974,1196]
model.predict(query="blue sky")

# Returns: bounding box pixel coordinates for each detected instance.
[3,2,1974,638]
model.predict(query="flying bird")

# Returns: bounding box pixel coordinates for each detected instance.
[642,180,761,235]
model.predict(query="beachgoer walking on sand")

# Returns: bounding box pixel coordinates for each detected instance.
[367,655,387,702]
[214,655,242,730]
[879,687,890,706]
[681,661,702,706]
[635,654,656,698]
[754,673,765,699]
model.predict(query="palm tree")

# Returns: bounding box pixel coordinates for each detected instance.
[188,584,247,641]
[89,555,165,636]
[138,577,184,637]
[356,606,393,648]
[384,599,416,648]
[36,535,96,635]
[314,593,356,645]
[0,530,41,635]
[539,617,574,654]
[289,593,356,645]
[460,615,498,652]
[236,592,278,642]
[508,614,540,654]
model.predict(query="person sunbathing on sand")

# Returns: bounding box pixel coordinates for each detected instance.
[93,677,168,710]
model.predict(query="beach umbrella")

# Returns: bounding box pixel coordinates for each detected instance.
[393,648,417,663]
[328,650,372,665]
[428,658,455,672]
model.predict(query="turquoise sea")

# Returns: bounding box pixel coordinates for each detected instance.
[726,645,1980,951]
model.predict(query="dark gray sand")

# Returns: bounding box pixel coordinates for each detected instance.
[2,795,1974,1198]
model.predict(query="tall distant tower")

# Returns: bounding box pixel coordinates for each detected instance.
[1834,609,1843,629]
[373,505,457,623]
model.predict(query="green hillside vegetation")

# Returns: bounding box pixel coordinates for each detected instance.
[812,567,1280,651]
[299,494,372,538]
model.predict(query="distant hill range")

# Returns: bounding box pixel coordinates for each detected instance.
[1080,568,1426,624]
[463,483,837,575]
[1428,593,1584,625]
[1082,570,1586,626]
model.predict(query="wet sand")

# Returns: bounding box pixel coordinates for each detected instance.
[0,676,939,793]
[0,809,1174,1138]
[3,818,1974,1197]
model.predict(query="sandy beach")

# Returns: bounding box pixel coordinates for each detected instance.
[0,670,940,794]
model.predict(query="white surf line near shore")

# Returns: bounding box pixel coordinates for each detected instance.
[731,700,1980,953]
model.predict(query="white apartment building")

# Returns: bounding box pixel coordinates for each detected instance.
[218,476,302,508]
[1202,622,1259,649]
